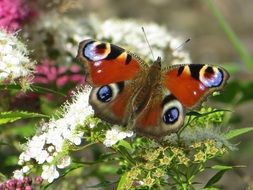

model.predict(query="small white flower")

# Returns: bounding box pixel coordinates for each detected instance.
[17,87,93,179]
[13,170,24,179]
[36,150,49,164]
[104,125,134,147]
[22,166,30,173]
[18,152,30,165]
[0,29,35,83]
[46,156,54,163]
[57,156,71,169]
[47,145,55,153]
[25,135,48,164]
[46,127,65,152]
[41,165,60,183]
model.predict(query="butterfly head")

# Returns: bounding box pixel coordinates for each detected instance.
[154,56,162,68]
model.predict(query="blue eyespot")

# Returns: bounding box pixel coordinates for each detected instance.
[163,107,179,124]
[97,85,113,102]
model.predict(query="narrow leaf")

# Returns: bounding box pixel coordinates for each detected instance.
[117,145,136,165]
[204,170,227,188]
[225,127,253,139]
[31,85,66,97]
[211,165,245,170]
[117,140,132,150]
[211,165,233,170]
[117,173,128,190]
[0,111,48,125]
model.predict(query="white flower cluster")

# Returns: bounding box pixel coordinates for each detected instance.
[24,12,97,63]
[97,19,191,64]
[15,87,94,183]
[0,29,35,83]
[103,125,134,147]
[26,13,190,66]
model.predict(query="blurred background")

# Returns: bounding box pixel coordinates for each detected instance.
[1,0,253,189]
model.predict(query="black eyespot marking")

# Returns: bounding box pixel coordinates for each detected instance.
[125,54,132,65]
[117,82,125,93]
[206,66,214,74]
[163,107,179,124]
[161,94,176,107]
[177,66,184,76]
[106,44,125,60]
[97,85,113,102]
[189,64,203,80]
[96,43,106,49]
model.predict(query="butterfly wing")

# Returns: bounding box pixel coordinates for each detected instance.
[77,39,148,125]
[133,87,185,138]
[133,63,229,138]
[162,64,229,108]
[77,39,147,86]
[89,77,146,125]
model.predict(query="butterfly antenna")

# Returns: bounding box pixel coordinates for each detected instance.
[141,27,155,60]
[174,38,191,51]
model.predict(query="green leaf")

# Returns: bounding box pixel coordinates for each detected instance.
[117,140,132,150]
[225,127,253,139]
[205,165,245,188]
[0,111,48,125]
[117,145,136,165]
[204,170,228,188]
[187,109,230,117]
[117,172,128,190]
[31,85,66,97]
[211,165,233,170]
[186,111,202,117]
[0,84,22,90]
[211,165,245,170]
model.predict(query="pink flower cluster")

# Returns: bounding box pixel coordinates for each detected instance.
[0,176,42,190]
[0,0,36,32]
[33,59,85,100]
[34,59,85,88]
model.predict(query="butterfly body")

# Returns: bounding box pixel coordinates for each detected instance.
[77,39,229,138]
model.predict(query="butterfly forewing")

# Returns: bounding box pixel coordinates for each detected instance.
[163,64,229,108]
[77,39,147,86]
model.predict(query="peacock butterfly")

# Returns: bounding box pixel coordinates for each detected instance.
[77,39,229,138]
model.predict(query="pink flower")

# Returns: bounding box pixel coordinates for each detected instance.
[33,59,85,101]
[0,0,38,32]
[34,59,85,87]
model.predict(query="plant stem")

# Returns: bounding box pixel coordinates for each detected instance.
[207,0,253,72]
[71,142,97,151]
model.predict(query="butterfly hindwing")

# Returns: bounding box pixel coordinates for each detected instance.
[163,64,229,108]
[89,74,147,126]
[77,39,147,86]
[133,87,185,138]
